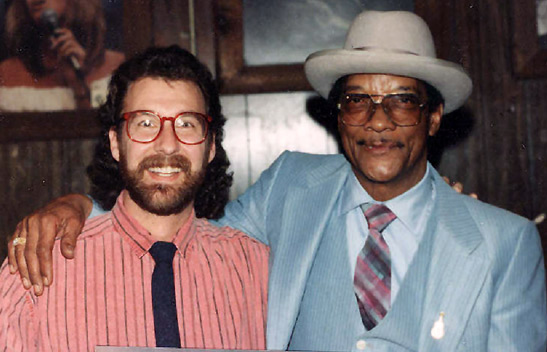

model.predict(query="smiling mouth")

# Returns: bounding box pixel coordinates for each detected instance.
[147,166,183,177]
[357,139,404,149]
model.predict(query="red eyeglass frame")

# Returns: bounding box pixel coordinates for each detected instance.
[121,110,213,145]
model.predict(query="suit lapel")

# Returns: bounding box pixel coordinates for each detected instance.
[417,170,490,351]
[266,157,350,349]
[367,170,490,351]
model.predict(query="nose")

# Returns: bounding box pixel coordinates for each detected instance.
[365,103,396,132]
[154,120,181,155]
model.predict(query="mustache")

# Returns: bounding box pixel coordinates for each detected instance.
[136,154,191,174]
[356,137,404,148]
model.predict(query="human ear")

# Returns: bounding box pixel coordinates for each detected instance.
[428,104,443,136]
[109,127,121,162]
[208,134,216,163]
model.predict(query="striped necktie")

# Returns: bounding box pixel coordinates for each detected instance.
[354,203,396,330]
[149,241,181,347]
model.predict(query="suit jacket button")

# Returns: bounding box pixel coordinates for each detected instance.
[356,339,367,350]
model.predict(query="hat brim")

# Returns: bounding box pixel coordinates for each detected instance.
[304,49,472,114]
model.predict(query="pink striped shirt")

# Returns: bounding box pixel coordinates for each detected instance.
[0,194,269,351]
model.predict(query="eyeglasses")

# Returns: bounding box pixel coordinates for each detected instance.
[122,110,212,145]
[337,93,426,127]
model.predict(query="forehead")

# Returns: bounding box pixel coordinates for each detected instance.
[124,77,206,113]
[344,74,425,95]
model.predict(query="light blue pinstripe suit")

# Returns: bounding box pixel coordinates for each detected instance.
[218,151,547,352]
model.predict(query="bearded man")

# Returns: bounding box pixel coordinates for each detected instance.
[0,46,269,351]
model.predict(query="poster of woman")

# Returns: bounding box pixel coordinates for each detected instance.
[0,0,125,112]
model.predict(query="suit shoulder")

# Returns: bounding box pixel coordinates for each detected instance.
[433,169,534,236]
[432,170,539,259]
[277,150,345,165]
[457,195,541,264]
[271,151,347,178]
[462,195,533,231]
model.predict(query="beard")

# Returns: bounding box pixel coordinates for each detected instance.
[119,153,206,216]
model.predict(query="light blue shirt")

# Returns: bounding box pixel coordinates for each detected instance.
[340,164,436,304]
[89,198,106,219]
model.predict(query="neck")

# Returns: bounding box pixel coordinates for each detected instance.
[122,191,193,242]
[357,161,428,202]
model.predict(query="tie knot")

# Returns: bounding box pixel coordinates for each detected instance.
[149,241,177,264]
[362,203,396,233]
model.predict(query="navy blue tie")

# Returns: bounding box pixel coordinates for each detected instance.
[149,241,181,348]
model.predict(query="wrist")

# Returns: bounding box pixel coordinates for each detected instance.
[60,193,93,219]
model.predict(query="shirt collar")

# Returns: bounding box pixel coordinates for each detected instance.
[384,165,433,232]
[339,164,434,232]
[111,190,197,258]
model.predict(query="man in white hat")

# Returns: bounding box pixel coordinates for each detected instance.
[7,10,547,352]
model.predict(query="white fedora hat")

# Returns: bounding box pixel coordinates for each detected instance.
[304,11,472,114]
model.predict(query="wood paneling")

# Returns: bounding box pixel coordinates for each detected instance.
[0,139,95,260]
[416,0,546,252]
[418,0,545,225]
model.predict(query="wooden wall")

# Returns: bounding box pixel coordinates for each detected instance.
[417,0,547,252]
[1,0,546,264]
[0,140,96,260]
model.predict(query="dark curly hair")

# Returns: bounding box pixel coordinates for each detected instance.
[87,45,232,219]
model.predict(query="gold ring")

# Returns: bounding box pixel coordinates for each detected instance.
[12,237,26,247]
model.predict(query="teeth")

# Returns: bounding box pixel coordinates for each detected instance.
[148,166,182,174]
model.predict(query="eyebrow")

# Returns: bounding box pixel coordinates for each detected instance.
[344,85,419,94]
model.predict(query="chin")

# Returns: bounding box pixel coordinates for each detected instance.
[366,174,398,184]
[360,163,402,184]
[138,188,193,216]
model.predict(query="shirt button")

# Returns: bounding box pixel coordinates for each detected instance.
[356,339,367,350]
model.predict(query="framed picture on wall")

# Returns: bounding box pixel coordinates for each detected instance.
[0,0,153,142]
[511,0,547,77]
[215,0,415,94]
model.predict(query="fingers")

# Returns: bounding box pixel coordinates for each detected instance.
[442,176,464,193]
[59,217,82,260]
[13,219,31,291]
[60,237,76,259]
[50,32,67,53]
[36,219,59,291]
[57,41,81,59]
[451,182,463,193]
[24,216,45,295]
[50,29,74,50]
[50,29,86,63]
[7,222,22,274]
[442,176,479,198]
[7,194,89,293]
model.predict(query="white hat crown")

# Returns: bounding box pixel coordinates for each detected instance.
[304,11,472,114]
[344,11,436,58]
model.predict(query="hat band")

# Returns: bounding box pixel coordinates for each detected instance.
[352,46,420,56]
